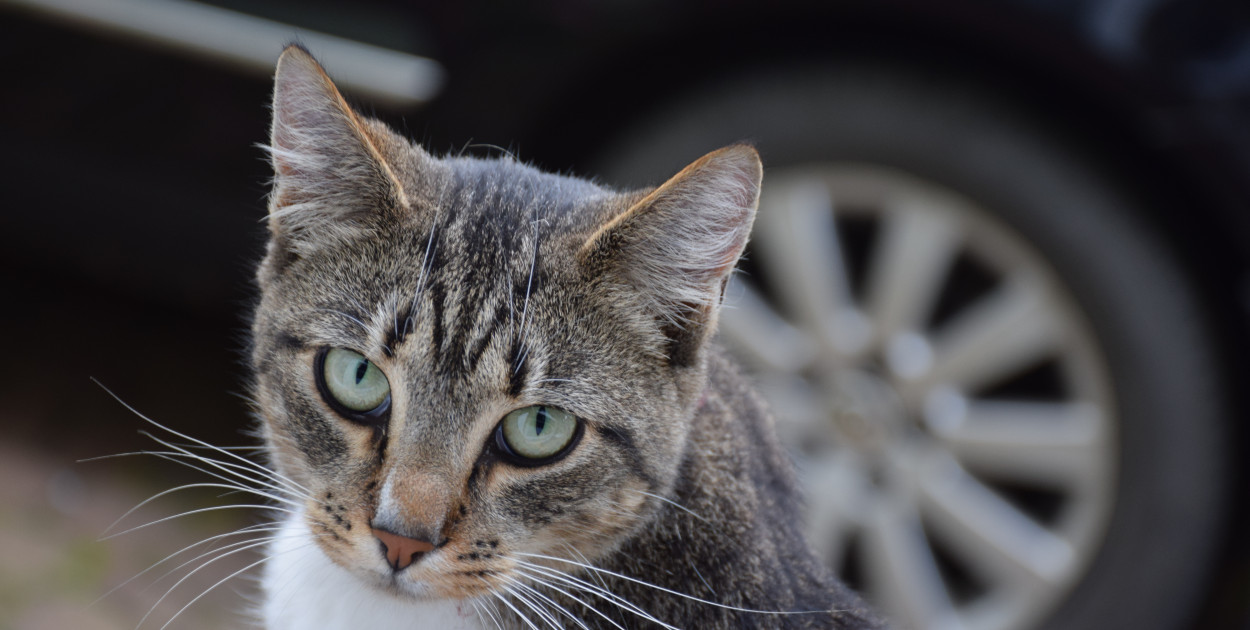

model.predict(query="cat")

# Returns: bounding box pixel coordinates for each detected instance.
[250,44,886,630]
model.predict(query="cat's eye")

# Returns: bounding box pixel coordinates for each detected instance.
[317,348,391,417]
[497,406,581,463]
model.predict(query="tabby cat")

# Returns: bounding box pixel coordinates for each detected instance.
[251,45,885,630]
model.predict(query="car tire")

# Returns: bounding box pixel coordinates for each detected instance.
[595,65,1228,630]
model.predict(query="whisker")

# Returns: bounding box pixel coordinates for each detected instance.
[514,219,542,375]
[126,447,307,507]
[505,575,592,630]
[413,209,440,306]
[502,584,561,630]
[529,378,576,386]
[147,436,311,500]
[91,380,315,498]
[156,540,320,630]
[513,570,627,630]
[137,536,278,629]
[515,562,676,630]
[133,439,308,502]
[308,307,370,333]
[689,560,716,596]
[468,601,491,630]
[101,504,294,541]
[508,277,516,341]
[139,526,307,595]
[491,590,542,630]
[519,553,833,616]
[186,444,266,452]
[140,534,279,597]
[559,544,615,598]
[474,596,506,630]
[93,523,281,606]
[99,481,295,540]
[626,489,709,523]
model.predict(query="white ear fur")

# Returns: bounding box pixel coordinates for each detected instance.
[582,144,762,331]
[264,46,409,250]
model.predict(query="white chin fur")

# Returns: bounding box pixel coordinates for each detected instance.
[261,511,486,630]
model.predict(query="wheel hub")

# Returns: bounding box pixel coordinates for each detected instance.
[827,368,910,455]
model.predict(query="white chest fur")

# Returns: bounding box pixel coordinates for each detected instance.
[261,513,486,630]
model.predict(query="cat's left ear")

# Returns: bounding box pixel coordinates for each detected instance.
[580,145,761,367]
[266,45,430,251]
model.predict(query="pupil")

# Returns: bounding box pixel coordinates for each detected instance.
[354,360,368,385]
[535,407,547,435]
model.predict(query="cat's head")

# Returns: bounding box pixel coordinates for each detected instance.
[250,45,760,600]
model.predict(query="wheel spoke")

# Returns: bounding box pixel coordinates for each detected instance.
[752,178,867,352]
[919,277,1057,392]
[718,278,818,374]
[919,455,1075,589]
[936,401,1105,487]
[801,456,868,569]
[865,200,960,345]
[863,500,964,630]
[755,374,832,449]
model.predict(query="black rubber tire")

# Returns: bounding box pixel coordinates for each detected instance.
[595,66,1229,630]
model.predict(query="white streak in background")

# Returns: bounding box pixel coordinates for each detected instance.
[1,0,445,107]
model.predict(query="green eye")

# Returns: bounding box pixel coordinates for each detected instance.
[499,406,579,461]
[320,348,390,413]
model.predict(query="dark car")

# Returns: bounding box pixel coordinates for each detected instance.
[2,1,1247,629]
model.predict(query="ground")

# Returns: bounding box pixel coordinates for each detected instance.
[0,436,261,630]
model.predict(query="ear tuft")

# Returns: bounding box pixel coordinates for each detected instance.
[581,144,762,365]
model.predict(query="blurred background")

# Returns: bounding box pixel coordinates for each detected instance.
[1,0,1249,628]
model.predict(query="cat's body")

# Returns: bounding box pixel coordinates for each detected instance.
[250,45,884,629]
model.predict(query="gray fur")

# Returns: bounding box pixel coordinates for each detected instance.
[251,45,885,629]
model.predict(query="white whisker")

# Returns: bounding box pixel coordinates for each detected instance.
[502,584,561,630]
[141,534,279,596]
[93,523,281,606]
[91,380,315,498]
[514,569,627,630]
[505,575,592,630]
[627,489,709,523]
[475,596,506,630]
[137,448,306,504]
[102,504,295,541]
[138,536,277,629]
[100,481,294,540]
[156,540,320,630]
[689,560,716,596]
[519,553,832,616]
[516,562,677,630]
[309,307,370,333]
[491,590,542,630]
[514,219,542,375]
[133,436,306,501]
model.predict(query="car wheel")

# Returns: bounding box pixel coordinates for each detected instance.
[595,66,1227,630]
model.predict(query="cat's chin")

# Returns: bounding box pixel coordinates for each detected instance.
[262,512,487,630]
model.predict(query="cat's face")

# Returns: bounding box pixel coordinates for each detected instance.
[251,46,759,601]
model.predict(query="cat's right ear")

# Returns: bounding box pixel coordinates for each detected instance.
[266,45,430,253]
[580,145,762,367]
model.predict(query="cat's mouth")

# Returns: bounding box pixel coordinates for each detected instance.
[352,538,511,601]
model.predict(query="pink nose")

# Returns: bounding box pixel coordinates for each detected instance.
[371,527,435,571]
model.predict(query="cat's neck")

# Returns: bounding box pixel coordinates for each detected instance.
[581,348,881,629]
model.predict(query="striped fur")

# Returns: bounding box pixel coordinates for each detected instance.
[250,45,884,629]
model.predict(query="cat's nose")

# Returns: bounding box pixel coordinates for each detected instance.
[371,526,435,571]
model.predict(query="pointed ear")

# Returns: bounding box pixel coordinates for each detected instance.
[266,45,419,249]
[580,145,762,367]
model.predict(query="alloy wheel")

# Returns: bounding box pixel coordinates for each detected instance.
[719,164,1118,630]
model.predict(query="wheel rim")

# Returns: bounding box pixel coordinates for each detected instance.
[718,164,1118,630]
